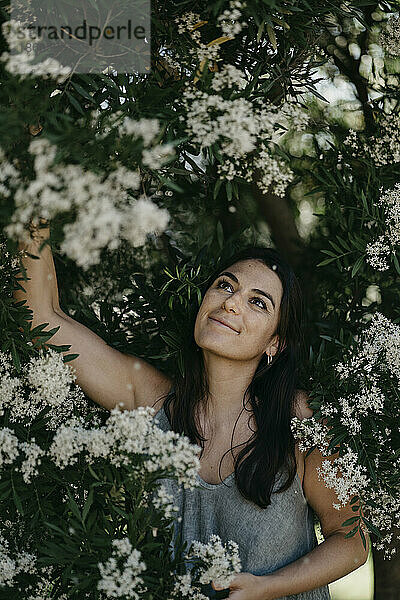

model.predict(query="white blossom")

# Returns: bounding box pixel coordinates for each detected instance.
[210,64,247,92]
[152,483,179,519]
[343,113,400,167]
[18,440,45,484]
[0,20,71,83]
[0,427,20,469]
[186,534,242,589]
[316,447,370,507]
[216,1,248,39]
[4,137,170,269]
[290,415,332,454]
[0,349,99,431]
[365,184,400,271]
[182,85,308,197]
[379,14,400,57]
[335,312,400,384]
[97,538,147,599]
[169,572,209,600]
[0,534,37,587]
[118,117,161,147]
[49,404,202,489]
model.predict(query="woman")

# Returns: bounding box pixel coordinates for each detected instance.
[15,221,368,600]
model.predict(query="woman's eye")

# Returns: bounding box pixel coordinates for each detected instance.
[216,279,233,291]
[251,297,268,311]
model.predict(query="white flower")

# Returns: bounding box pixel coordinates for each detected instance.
[210,64,247,92]
[97,538,147,599]
[0,20,71,83]
[0,534,37,587]
[0,427,20,469]
[290,415,332,454]
[152,483,179,519]
[118,117,161,147]
[49,405,202,489]
[316,447,370,507]
[379,14,400,58]
[4,137,170,269]
[186,534,242,589]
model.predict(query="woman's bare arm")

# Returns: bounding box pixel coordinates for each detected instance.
[13,220,172,412]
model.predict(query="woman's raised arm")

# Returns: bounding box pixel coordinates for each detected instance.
[13,219,172,412]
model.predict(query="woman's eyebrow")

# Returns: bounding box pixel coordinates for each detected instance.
[217,271,276,310]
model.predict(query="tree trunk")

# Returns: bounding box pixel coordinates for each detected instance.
[250,177,305,269]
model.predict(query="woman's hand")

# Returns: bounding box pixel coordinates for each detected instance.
[211,572,271,600]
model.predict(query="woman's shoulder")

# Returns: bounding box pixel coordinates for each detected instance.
[292,389,314,420]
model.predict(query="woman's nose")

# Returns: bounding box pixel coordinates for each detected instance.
[223,292,241,312]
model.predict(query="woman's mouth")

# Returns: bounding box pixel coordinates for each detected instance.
[208,317,240,334]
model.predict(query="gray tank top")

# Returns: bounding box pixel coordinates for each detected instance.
[152,403,331,600]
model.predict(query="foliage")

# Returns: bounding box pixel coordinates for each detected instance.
[1,0,400,597]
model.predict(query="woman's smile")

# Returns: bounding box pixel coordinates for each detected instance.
[208,316,240,334]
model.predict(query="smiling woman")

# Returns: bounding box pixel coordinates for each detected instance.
[148,246,369,599]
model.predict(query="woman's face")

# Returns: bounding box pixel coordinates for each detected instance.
[194,259,284,362]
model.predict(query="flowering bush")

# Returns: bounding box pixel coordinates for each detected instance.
[1,0,400,596]
[0,343,248,598]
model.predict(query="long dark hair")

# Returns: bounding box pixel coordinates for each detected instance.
[155,245,305,508]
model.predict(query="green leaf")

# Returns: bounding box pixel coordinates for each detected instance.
[361,516,382,538]
[344,525,359,539]
[82,488,94,523]
[71,82,94,102]
[216,221,224,249]
[66,91,85,116]
[214,179,223,200]
[12,486,24,515]
[317,257,337,267]
[66,489,82,522]
[341,516,360,527]
[359,525,367,551]
[351,255,364,278]
[63,353,80,363]
[225,181,232,202]
[266,24,277,50]
[393,252,400,276]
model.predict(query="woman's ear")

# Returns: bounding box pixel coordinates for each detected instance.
[266,335,282,357]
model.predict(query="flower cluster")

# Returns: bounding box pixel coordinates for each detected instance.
[0,533,37,587]
[210,64,247,92]
[0,20,71,83]
[365,184,400,271]
[49,404,201,489]
[335,312,400,385]
[174,12,221,66]
[379,14,400,58]
[291,311,400,555]
[97,538,147,599]
[216,0,248,39]
[0,427,45,484]
[316,447,370,509]
[185,534,241,589]
[343,112,400,167]
[181,79,309,196]
[174,2,246,70]
[290,415,332,454]
[0,348,100,431]
[0,147,20,199]
[333,312,400,438]
[151,483,179,519]
[3,136,170,269]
